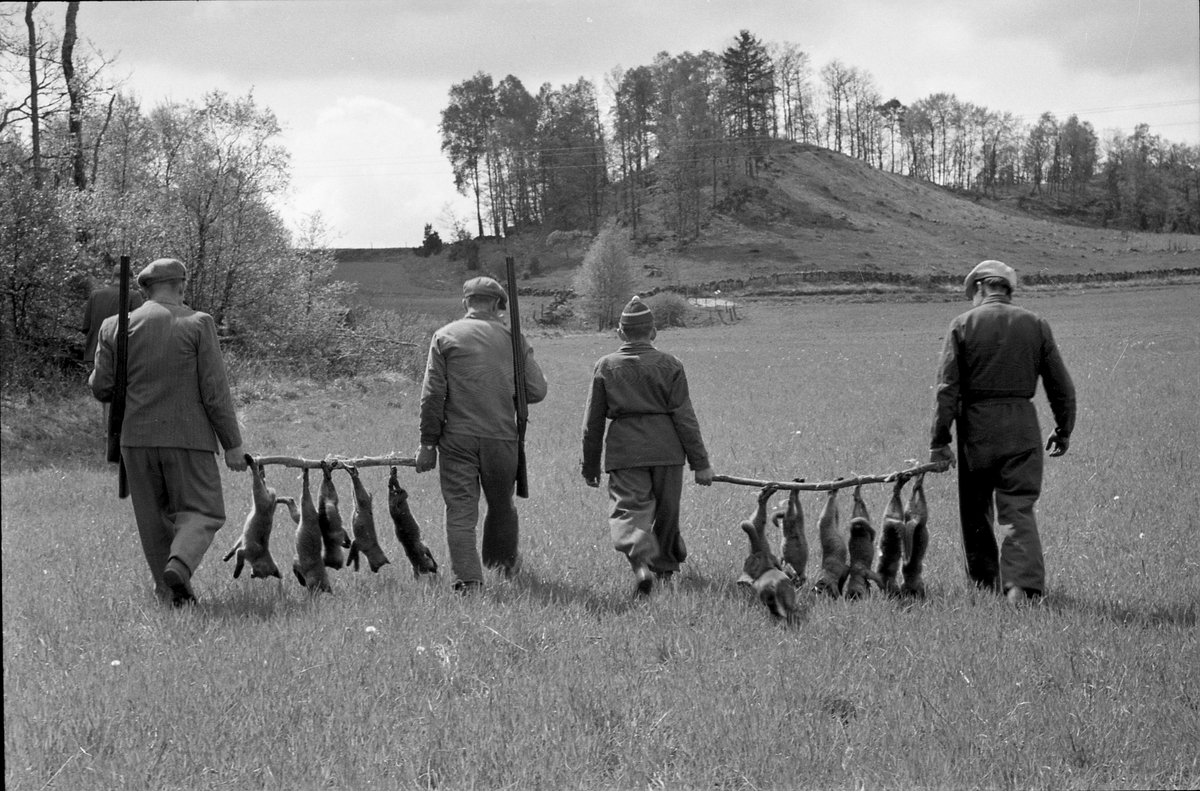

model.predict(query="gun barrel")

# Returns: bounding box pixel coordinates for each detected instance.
[109,254,132,498]
[506,256,529,498]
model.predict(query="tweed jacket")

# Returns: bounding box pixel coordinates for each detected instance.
[90,299,242,453]
[931,294,1076,469]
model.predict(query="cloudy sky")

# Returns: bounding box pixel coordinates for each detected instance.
[67,0,1200,248]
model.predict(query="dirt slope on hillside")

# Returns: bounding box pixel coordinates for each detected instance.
[645,142,1196,285]
[334,142,1196,304]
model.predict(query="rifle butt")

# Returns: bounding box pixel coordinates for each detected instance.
[106,431,121,464]
[515,442,529,499]
[108,253,131,475]
[118,457,129,499]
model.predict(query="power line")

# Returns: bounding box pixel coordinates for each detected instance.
[288,99,1197,172]
[1008,99,1199,124]
[285,100,1197,179]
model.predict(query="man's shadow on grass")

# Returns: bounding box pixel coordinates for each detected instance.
[501,572,643,616]
[502,568,765,617]
[1040,591,1197,628]
[193,585,319,620]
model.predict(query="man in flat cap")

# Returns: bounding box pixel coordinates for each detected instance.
[929,260,1076,603]
[416,276,548,591]
[581,296,715,598]
[90,258,248,606]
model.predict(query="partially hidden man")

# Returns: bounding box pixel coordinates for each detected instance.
[415,277,548,592]
[581,296,715,598]
[90,258,248,606]
[929,260,1076,603]
[81,259,143,370]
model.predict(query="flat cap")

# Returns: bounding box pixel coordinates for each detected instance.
[619,295,654,329]
[462,276,508,310]
[137,258,188,288]
[964,259,1017,298]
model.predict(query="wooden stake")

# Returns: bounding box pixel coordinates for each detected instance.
[712,460,950,492]
[250,454,417,470]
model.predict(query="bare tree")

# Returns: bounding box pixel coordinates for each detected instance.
[844,66,880,165]
[61,0,84,189]
[820,60,853,154]
[24,1,40,185]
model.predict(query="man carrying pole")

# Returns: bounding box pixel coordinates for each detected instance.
[415,274,548,592]
[91,257,248,606]
[929,260,1076,604]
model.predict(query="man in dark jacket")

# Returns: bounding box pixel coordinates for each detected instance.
[90,258,247,606]
[930,260,1076,603]
[81,261,144,369]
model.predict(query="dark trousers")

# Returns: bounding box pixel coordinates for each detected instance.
[123,446,226,598]
[437,433,519,584]
[957,442,1046,595]
[607,465,687,574]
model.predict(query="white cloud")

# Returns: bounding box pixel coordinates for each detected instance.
[277,94,474,247]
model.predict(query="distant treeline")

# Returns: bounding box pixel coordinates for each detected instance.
[650,267,1200,297]
[441,30,1200,242]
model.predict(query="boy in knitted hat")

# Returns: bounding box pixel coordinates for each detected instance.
[581,296,715,597]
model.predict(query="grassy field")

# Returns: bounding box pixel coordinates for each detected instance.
[3,285,1198,790]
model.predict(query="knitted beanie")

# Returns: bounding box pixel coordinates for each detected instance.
[619,295,654,329]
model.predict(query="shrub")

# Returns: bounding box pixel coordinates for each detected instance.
[573,224,635,331]
[0,175,92,389]
[645,291,692,328]
[448,238,480,270]
[418,223,443,257]
[250,304,438,381]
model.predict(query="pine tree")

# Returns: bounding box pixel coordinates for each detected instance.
[721,30,775,175]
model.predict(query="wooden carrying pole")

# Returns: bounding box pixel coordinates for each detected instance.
[712,460,951,492]
[250,455,417,470]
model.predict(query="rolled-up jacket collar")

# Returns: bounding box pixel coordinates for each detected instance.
[464,307,502,320]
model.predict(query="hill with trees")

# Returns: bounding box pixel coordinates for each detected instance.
[438,29,1199,248]
[337,138,1198,318]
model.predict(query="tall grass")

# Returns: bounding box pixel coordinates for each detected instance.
[4,286,1198,790]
